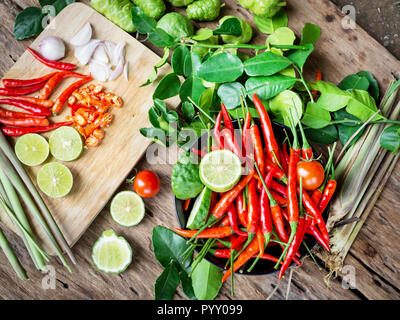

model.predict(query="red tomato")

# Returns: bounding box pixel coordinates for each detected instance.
[296,161,325,191]
[133,170,160,198]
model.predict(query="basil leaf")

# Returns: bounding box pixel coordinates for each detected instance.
[380,126,400,154]
[191,259,222,300]
[304,125,338,145]
[244,51,292,77]
[316,81,351,112]
[300,23,321,46]
[338,74,370,91]
[154,261,180,300]
[152,226,192,273]
[172,45,190,76]
[14,7,44,40]
[253,8,288,34]
[184,51,202,78]
[197,52,244,83]
[245,75,297,101]
[346,89,383,121]
[301,102,332,129]
[217,82,246,110]
[357,71,380,102]
[287,43,314,71]
[179,270,197,300]
[213,17,242,36]
[153,73,181,100]
[179,76,207,104]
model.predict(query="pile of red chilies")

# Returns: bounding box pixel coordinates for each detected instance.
[175,93,337,281]
[0,47,92,136]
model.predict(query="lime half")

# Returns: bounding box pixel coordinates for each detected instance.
[15,134,49,166]
[49,126,83,162]
[37,162,73,198]
[92,229,132,274]
[110,191,145,227]
[199,149,242,193]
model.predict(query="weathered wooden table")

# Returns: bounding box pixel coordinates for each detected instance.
[0,0,399,300]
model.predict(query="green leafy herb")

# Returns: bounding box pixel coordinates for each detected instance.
[191,259,223,300]
[197,52,244,83]
[380,125,400,154]
[300,23,321,46]
[14,7,45,40]
[179,76,207,104]
[245,75,297,101]
[287,43,314,71]
[338,74,370,91]
[217,82,246,109]
[244,51,292,77]
[183,51,202,78]
[304,125,339,145]
[154,261,180,300]
[213,17,242,36]
[301,102,332,129]
[253,8,288,34]
[172,45,190,76]
[141,48,170,87]
[153,73,181,100]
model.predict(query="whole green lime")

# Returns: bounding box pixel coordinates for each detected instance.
[219,16,253,44]
[156,12,194,42]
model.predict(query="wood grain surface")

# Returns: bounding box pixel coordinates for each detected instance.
[0,3,178,253]
[0,0,399,300]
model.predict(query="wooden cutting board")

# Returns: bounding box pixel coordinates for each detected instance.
[0,3,178,253]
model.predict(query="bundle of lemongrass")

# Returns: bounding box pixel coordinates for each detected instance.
[0,131,75,279]
[318,77,400,274]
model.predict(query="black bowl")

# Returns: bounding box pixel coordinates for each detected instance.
[174,119,328,275]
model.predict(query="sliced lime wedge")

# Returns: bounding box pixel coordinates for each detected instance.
[37,162,73,198]
[92,229,132,274]
[15,133,49,166]
[49,126,83,162]
[199,149,242,193]
[110,191,145,227]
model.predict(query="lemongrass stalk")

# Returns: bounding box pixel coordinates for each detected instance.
[0,169,46,271]
[0,131,75,266]
[0,227,28,280]
[0,153,71,272]
[0,197,49,260]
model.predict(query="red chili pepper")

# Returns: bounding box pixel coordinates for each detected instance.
[298,187,330,244]
[220,103,234,134]
[231,235,247,251]
[279,215,306,279]
[260,170,274,242]
[2,121,73,136]
[265,158,287,184]
[246,179,259,236]
[2,72,57,88]
[70,103,83,116]
[184,199,191,211]
[191,148,206,157]
[311,70,322,97]
[270,180,287,198]
[5,96,53,108]
[26,47,76,71]
[236,192,247,227]
[52,76,92,114]
[174,226,233,239]
[0,117,49,127]
[220,129,242,158]
[280,143,289,174]
[212,249,279,264]
[40,71,87,100]
[311,188,323,207]
[220,215,231,227]
[265,185,289,243]
[318,179,337,214]
[250,124,265,178]
[287,148,300,233]
[253,93,281,166]
[227,204,247,237]
[222,235,259,282]
[0,107,46,119]
[0,82,46,96]
[242,111,252,151]
[211,170,255,220]
[214,111,224,149]
[0,98,51,117]
[308,223,330,252]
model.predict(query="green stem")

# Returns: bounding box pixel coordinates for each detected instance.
[185,42,309,51]
[0,227,28,280]
[293,64,315,103]
[188,97,215,125]
[0,171,46,271]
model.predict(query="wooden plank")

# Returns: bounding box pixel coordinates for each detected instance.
[0,3,179,253]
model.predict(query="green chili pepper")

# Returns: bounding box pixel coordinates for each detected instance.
[167,0,194,6]
[219,16,253,44]
[132,0,166,19]
[238,0,286,18]
[186,0,221,22]
[91,0,136,32]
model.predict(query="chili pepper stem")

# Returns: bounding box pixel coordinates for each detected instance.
[247,232,271,272]
[274,222,298,269]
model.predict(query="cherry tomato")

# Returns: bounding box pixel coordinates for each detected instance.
[133,170,160,198]
[296,161,325,191]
